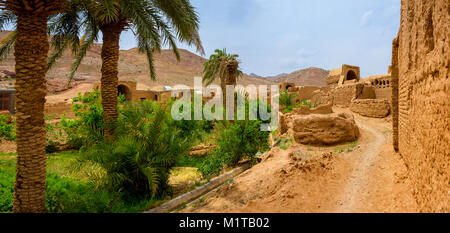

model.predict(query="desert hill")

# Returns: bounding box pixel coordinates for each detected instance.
[268,67,329,87]
[0,30,328,93]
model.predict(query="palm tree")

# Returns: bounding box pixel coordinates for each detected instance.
[202,48,243,108]
[48,0,203,137]
[0,0,66,213]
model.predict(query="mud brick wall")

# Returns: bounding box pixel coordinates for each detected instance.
[350,99,390,118]
[392,0,449,212]
[331,83,364,107]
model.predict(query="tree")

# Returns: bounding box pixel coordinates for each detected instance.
[202,48,243,108]
[49,0,203,137]
[0,0,67,213]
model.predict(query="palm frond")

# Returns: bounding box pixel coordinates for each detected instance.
[0,30,15,61]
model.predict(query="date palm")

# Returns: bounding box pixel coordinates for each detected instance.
[203,48,243,107]
[0,0,67,213]
[48,0,203,137]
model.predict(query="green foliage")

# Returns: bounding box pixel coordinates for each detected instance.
[199,150,231,180]
[279,91,297,108]
[0,153,158,213]
[59,90,104,150]
[77,101,190,199]
[0,115,15,141]
[281,97,317,114]
[0,169,14,212]
[200,119,270,179]
[300,100,315,109]
[279,137,294,150]
[333,141,358,154]
[202,48,243,86]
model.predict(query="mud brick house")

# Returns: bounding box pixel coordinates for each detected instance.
[0,89,15,114]
[94,81,180,103]
[326,64,360,86]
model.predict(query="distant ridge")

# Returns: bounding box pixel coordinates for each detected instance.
[267,67,329,87]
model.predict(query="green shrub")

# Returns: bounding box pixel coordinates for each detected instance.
[0,115,15,141]
[60,90,105,150]
[279,91,297,109]
[45,173,117,213]
[200,118,270,178]
[0,170,14,212]
[77,101,190,199]
[199,150,231,179]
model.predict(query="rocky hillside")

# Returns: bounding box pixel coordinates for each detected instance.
[0,30,328,92]
[0,30,272,93]
[268,67,329,87]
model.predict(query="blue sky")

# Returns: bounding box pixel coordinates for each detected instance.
[123,0,400,77]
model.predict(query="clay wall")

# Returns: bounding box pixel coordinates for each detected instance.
[331,83,364,107]
[392,0,449,212]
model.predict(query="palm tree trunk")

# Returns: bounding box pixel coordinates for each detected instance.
[225,62,238,119]
[13,13,49,213]
[100,23,123,137]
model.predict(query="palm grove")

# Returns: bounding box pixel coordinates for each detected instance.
[0,0,204,213]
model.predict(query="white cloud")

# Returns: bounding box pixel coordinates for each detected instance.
[360,10,374,26]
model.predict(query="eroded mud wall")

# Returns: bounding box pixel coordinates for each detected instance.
[392,0,449,212]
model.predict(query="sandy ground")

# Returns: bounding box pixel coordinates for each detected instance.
[179,108,418,213]
[46,83,94,105]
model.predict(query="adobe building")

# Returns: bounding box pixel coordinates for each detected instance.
[326,64,360,86]
[391,0,449,212]
[279,82,296,92]
[0,89,15,114]
[94,81,177,103]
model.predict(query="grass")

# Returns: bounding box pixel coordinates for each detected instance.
[1,152,212,213]
[175,155,207,168]
[279,138,294,150]
[333,141,358,154]
[0,152,168,213]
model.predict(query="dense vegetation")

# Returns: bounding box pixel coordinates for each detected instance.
[280,91,316,113]
[0,92,270,213]
[0,115,15,141]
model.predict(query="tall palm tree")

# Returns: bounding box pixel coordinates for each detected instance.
[48,0,203,137]
[203,48,243,107]
[0,0,67,213]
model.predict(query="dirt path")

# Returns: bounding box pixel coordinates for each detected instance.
[335,120,385,212]
[180,109,418,213]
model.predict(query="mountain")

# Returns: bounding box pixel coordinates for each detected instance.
[0,30,272,93]
[267,67,329,87]
[0,30,328,93]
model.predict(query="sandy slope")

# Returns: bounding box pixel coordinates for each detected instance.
[180,108,418,213]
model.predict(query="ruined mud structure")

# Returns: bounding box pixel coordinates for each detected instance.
[94,81,178,103]
[327,64,361,86]
[284,64,393,118]
[0,89,15,114]
[391,0,449,212]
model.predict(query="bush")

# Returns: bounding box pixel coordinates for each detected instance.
[199,103,270,178]
[279,91,297,109]
[60,90,105,150]
[77,101,190,199]
[0,115,15,141]
[45,173,118,213]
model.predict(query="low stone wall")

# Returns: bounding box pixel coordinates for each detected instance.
[350,99,390,118]
[331,83,364,107]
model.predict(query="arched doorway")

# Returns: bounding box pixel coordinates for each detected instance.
[118,85,132,101]
[346,70,358,82]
